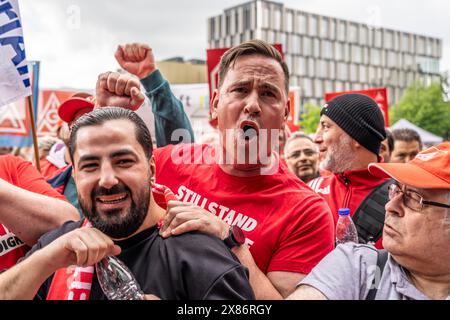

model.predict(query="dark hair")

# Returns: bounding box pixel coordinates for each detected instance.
[218,39,290,93]
[385,128,394,153]
[392,128,423,149]
[284,132,317,156]
[69,107,153,163]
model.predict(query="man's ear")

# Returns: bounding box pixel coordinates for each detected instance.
[285,98,291,122]
[149,155,156,186]
[210,89,219,120]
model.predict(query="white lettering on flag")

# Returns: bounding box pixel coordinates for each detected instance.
[0,0,31,108]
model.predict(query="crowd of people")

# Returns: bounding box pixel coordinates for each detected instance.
[0,40,448,300]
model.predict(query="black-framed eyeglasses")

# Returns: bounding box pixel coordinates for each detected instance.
[388,183,450,211]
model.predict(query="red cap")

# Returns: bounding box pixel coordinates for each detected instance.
[369,142,450,189]
[58,92,96,124]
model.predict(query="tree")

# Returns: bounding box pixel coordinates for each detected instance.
[299,103,321,134]
[390,81,450,139]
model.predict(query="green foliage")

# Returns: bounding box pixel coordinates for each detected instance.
[391,82,450,138]
[299,103,321,134]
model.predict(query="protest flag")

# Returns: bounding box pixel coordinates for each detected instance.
[0,0,41,171]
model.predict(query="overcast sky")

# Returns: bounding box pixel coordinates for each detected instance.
[19,0,450,89]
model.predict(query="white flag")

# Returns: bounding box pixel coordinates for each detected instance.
[0,0,31,108]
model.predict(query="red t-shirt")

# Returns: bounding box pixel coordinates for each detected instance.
[308,169,388,249]
[0,155,66,270]
[153,144,335,274]
[40,158,63,181]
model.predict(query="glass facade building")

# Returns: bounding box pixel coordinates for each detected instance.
[207,0,442,108]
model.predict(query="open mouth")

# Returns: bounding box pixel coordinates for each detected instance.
[96,193,129,205]
[239,121,259,141]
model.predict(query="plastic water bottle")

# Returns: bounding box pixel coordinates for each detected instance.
[95,256,144,300]
[335,208,359,245]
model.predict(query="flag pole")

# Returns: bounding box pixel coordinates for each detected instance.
[27,95,41,172]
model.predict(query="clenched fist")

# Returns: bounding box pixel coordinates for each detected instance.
[95,71,145,110]
[115,43,156,79]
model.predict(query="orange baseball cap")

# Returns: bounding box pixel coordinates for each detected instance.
[58,92,96,124]
[369,141,450,189]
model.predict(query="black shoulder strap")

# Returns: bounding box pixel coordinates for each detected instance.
[366,249,389,300]
[352,179,393,244]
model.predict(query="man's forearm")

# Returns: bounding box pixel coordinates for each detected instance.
[0,249,55,300]
[0,179,78,245]
[231,246,283,300]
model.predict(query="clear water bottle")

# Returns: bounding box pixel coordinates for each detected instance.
[336,208,359,245]
[95,255,144,300]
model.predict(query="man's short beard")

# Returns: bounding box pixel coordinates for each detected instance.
[79,183,150,239]
[320,135,355,173]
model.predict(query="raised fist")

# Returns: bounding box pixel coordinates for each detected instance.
[95,72,145,110]
[115,43,156,79]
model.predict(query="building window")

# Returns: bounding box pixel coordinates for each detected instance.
[349,64,358,82]
[297,13,307,34]
[309,15,318,36]
[236,10,241,34]
[320,17,329,38]
[329,61,336,79]
[359,26,368,46]
[315,79,323,97]
[393,32,399,51]
[303,78,313,97]
[401,34,409,52]
[329,19,336,39]
[313,38,320,58]
[303,37,312,56]
[243,6,251,30]
[371,48,381,66]
[308,58,315,77]
[297,57,307,76]
[385,31,393,50]
[387,51,397,68]
[286,11,293,33]
[322,40,333,59]
[351,45,362,63]
[335,42,343,61]
[262,6,270,28]
[410,36,416,54]
[359,65,367,83]
[374,29,382,48]
[267,30,275,44]
[274,9,281,30]
[291,34,300,54]
[209,19,215,40]
[417,37,425,55]
[349,23,358,43]
[317,59,327,78]
[337,62,348,81]
[226,13,231,35]
[343,43,350,62]
[338,20,346,41]
[362,47,369,64]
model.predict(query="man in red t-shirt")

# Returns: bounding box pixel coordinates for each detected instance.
[308,94,389,248]
[0,155,79,270]
[105,40,333,299]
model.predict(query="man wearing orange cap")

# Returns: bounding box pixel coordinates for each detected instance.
[288,142,450,300]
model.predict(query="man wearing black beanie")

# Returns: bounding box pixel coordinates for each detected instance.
[308,94,390,248]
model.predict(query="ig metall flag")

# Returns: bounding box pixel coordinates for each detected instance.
[0,0,31,108]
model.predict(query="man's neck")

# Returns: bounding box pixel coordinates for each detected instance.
[407,270,450,300]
